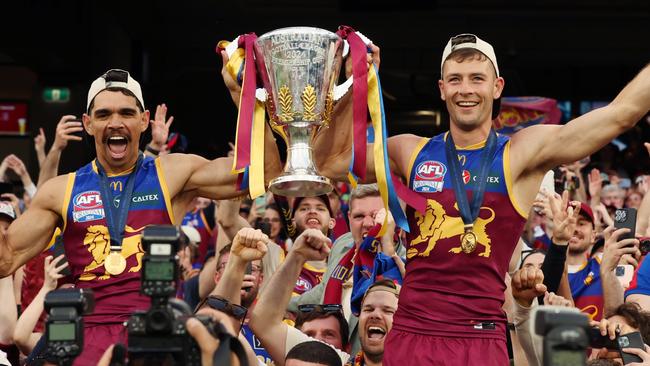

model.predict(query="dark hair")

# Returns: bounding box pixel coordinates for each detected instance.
[295,310,350,349]
[285,341,342,366]
[519,249,547,270]
[216,243,232,270]
[610,302,650,343]
[87,87,144,113]
[443,48,495,78]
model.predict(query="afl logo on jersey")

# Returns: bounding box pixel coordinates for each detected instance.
[414,161,446,193]
[74,191,103,209]
[73,191,105,223]
[294,277,313,293]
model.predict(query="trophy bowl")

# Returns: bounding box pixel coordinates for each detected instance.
[255,27,343,197]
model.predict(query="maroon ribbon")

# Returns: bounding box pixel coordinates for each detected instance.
[234,33,258,171]
[337,25,368,182]
[391,172,427,213]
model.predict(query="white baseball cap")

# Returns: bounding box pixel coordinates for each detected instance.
[0,202,16,221]
[87,69,145,112]
[181,225,201,246]
[440,33,499,77]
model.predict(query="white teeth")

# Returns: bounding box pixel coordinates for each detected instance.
[458,101,478,107]
[368,326,386,334]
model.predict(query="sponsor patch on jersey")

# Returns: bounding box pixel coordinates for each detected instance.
[414,160,446,192]
[73,191,105,223]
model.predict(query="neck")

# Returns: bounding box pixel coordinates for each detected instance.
[448,121,492,148]
[363,355,382,366]
[566,251,588,266]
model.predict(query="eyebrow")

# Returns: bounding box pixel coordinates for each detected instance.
[93,107,138,116]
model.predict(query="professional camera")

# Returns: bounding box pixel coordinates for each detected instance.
[44,288,95,366]
[533,306,589,366]
[127,225,206,365]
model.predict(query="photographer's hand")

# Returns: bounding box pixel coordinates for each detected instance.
[52,115,83,152]
[511,267,547,307]
[601,227,640,274]
[43,254,68,291]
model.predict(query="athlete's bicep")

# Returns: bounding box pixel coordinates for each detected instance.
[176,154,242,201]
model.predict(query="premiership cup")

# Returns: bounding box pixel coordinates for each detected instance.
[255,27,343,197]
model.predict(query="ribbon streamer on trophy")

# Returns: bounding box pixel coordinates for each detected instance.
[217,26,412,233]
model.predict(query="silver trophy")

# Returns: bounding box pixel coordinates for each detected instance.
[255,27,343,197]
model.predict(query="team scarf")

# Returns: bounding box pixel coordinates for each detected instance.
[346,350,365,366]
[322,224,403,315]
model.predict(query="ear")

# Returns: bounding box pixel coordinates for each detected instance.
[438,79,446,101]
[328,218,336,230]
[82,113,94,136]
[140,110,150,133]
[493,77,505,100]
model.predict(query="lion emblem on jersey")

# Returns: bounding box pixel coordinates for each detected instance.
[79,225,145,281]
[407,199,495,258]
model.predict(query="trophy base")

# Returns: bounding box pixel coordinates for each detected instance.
[268,174,332,197]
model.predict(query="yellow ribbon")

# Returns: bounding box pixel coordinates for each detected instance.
[249,100,266,198]
[367,67,389,236]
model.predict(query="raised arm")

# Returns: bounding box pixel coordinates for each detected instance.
[37,116,83,188]
[0,176,65,277]
[600,227,640,317]
[33,128,47,168]
[217,199,251,240]
[512,64,650,174]
[13,254,68,355]
[0,276,16,344]
[145,104,174,157]
[249,228,330,366]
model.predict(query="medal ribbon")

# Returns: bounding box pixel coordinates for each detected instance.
[444,129,498,229]
[95,153,143,251]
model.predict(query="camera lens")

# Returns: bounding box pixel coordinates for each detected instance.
[146,308,173,334]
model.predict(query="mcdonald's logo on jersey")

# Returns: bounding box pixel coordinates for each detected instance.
[110,181,123,192]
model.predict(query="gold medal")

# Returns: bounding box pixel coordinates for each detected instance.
[104,252,127,275]
[461,230,477,254]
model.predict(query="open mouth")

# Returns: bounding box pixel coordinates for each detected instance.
[456,101,479,108]
[106,135,129,159]
[367,326,386,341]
[306,218,321,226]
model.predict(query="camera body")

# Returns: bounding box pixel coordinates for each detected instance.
[127,225,211,366]
[44,288,95,363]
[534,306,589,366]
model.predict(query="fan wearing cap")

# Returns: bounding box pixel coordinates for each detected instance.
[313,33,650,365]
[0,69,282,365]
[291,196,336,296]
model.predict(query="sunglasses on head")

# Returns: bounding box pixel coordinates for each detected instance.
[195,295,248,323]
[298,304,343,314]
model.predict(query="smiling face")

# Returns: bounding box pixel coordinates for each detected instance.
[438,51,503,131]
[568,216,594,255]
[358,290,398,363]
[83,89,149,172]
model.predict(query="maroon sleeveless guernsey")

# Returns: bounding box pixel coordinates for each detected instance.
[60,157,174,325]
[393,133,527,340]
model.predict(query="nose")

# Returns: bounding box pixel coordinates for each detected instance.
[107,113,123,129]
[459,79,474,95]
[362,215,374,228]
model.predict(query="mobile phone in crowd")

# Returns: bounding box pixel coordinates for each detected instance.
[615,265,634,289]
[614,208,637,241]
[69,119,84,139]
[617,331,644,364]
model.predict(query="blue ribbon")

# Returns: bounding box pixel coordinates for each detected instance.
[444,130,497,228]
[95,153,143,250]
